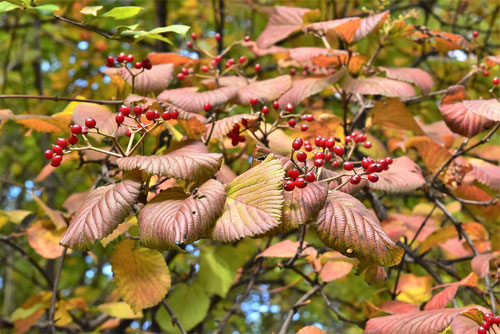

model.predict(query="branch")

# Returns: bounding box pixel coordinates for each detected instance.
[53,15,114,39]
[277,285,321,334]
[161,300,187,334]
[0,95,123,105]
[49,248,68,334]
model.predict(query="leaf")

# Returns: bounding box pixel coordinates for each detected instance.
[372,98,425,134]
[277,71,346,107]
[120,25,190,44]
[242,40,290,56]
[365,306,488,334]
[59,171,142,251]
[379,67,434,94]
[147,52,198,66]
[378,300,420,315]
[297,325,327,334]
[288,47,337,63]
[257,240,317,259]
[425,273,478,311]
[158,86,238,113]
[462,98,500,122]
[32,195,67,229]
[116,63,174,94]
[235,75,292,105]
[368,156,425,193]
[27,220,66,259]
[110,239,171,313]
[351,11,389,43]
[117,142,223,182]
[72,103,131,137]
[343,76,416,98]
[418,222,487,255]
[451,316,500,334]
[453,184,500,222]
[0,110,71,133]
[0,1,21,13]
[211,154,285,242]
[156,282,209,332]
[203,113,258,140]
[80,6,103,16]
[100,218,137,247]
[256,6,311,48]
[138,179,225,250]
[319,260,353,282]
[439,85,495,137]
[32,4,59,15]
[315,191,403,266]
[471,253,495,278]
[97,302,143,319]
[406,136,452,174]
[464,159,500,191]
[101,6,143,19]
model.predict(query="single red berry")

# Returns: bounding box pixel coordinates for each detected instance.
[126,129,132,137]
[162,112,172,120]
[319,137,327,148]
[215,33,221,41]
[44,150,53,159]
[300,124,308,132]
[170,110,179,119]
[345,135,351,143]
[85,117,96,129]
[70,124,82,135]
[484,313,494,322]
[305,114,314,122]
[215,55,222,63]
[364,141,372,149]
[290,68,296,75]
[376,163,384,173]
[315,152,325,160]
[368,173,379,183]
[107,56,114,63]
[68,135,78,145]
[379,159,389,169]
[494,316,500,324]
[332,160,340,168]
[238,135,246,142]
[350,174,361,184]
[481,321,490,330]
[201,65,209,72]
[125,54,134,63]
[134,62,142,69]
[350,131,357,138]
[177,73,185,80]
[225,60,232,68]
[239,56,247,64]
[334,146,345,157]
[261,106,269,115]
[477,327,486,334]
[288,119,297,127]
[314,136,322,147]
[472,31,479,38]
[367,163,378,173]
[117,52,126,63]
[304,144,313,152]
[145,110,156,121]
[292,138,303,150]
[203,102,211,112]
[284,180,295,191]
[250,97,258,105]
[314,158,325,167]
[142,59,152,70]
[385,157,393,165]
[241,119,248,127]
[272,101,279,110]
[493,77,499,85]
[483,71,490,77]
[56,137,67,149]
[115,112,125,124]
[361,158,370,169]
[233,124,240,132]
[191,32,197,40]
[187,41,193,48]
[296,151,307,162]
[119,106,130,116]
[343,161,354,171]
[254,64,261,72]
[133,106,143,116]
[357,134,367,142]
[287,168,300,179]
[305,172,315,182]
[295,177,307,189]
[181,68,189,75]
[232,138,239,146]
[325,152,333,161]
[51,155,62,167]
[286,103,293,111]
[244,35,250,42]
[326,138,335,149]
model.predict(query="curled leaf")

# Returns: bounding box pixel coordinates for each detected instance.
[462,98,500,122]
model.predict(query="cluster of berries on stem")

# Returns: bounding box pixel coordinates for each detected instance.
[477,312,500,334]
[106,52,152,70]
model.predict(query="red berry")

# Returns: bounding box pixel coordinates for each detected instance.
[295,177,307,189]
[115,112,125,124]
[290,68,296,75]
[241,119,248,127]
[320,137,327,148]
[304,144,313,152]
[68,135,78,145]
[356,134,367,143]
[215,33,221,41]
[367,163,378,173]
[70,124,82,134]
[44,150,53,159]
[107,56,114,63]
[350,132,357,138]
[215,55,222,63]
[305,172,315,182]
[314,136,322,147]
[231,138,239,146]
[326,138,335,149]
[325,152,333,161]
[314,159,324,167]
[254,64,261,72]
[350,174,361,184]
[191,32,197,40]
[288,119,297,127]
[162,112,172,120]
[334,146,345,157]
[343,161,354,171]
[133,106,143,116]
[201,65,210,72]
[181,68,189,75]
[292,138,303,150]
[117,52,126,63]
[244,35,250,42]
[52,144,63,155]
[385,157,393,165]
[286,103,293,111]
[379,159,389,169]
[361,158,370,169]
[304,114,314,122]
[250,97,258,105]
[126,129,132,137]
[284,180,295,191]
[364,141,372,149]
[239,56,246,64]
[187,41,193,48]
[345,135,351,143]
[85,117,96,129]
[287,168,300,179]
[119,106,130,116]
[142,59,152,70]
[238,135,246,142]
[376,163,384,173]
[125,54,134,63]
[315,152,325,160]
[481,321,490,330]
[177,73,185,80]
[300,124,308,132]
[296,151,307,162]
[272,101,279,110]
[483,71,490,77]
[56,137,67,148]
[368,173,379,183]
[478,327,486,334]
[332,160,340,168]
[473,31,479,38]
[133,62,142,69]
[170,110,179,119]
[145,110,157,121]
[494,316,500,324]
[203,102,211,112]
[261,106,269,115]
[51,155,62,167]
[493,77,499,85]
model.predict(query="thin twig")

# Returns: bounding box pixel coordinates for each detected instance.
[49,248,68,334]
[161,300,187,334]
[277,285,321,334]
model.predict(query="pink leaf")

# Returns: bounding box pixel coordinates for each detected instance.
[304,17,358,36]
[424,284,460,310]
[236,75,292,105]
[106,64,174,93]
[342,76,416,98]
[138,179,225,250]
[214,164,237,184]
[204,114,258,140]
[158,86,238,113]
[463,160,500,191]
[319,260,353,282]
[368,156,425,193]
[242,41,289,56]
[352,11,390,42]
[289,47,341,63]
[451,315,500,334]
[366,306,489,334]
[439,86,495,137]
[315,191,403,266]
[378,300,420,315]
[72,104,133,137]
[463,98,500,122]
[256,6,311,48]
[379,67,434,94]
[202,76,253,89]
[60,171,142,250]
[471,253,494,278]
[257,239,317,259]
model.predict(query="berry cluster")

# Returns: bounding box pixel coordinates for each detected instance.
[227,123,246,146]
[106,52,152,70]
[477,313,500,334]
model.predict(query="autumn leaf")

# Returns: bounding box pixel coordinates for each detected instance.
[406,136,452,174]
[462,98,500,122]
[368,156,425,193]
[379,67,434,94]
[0,111,71,133]
[319,260,353,282]
[138,179,225,250]
[32,194,67,229]
[158,86,238,113]
[471,253,495,278]
[424,273,478,311]
[463,159,500,191]
[315,191,403,266]
[110,239,171,313]
[211,154,284,242]
[203,113,258,140]
[72,103,133,137]
[27,220,66,259]
[372,98,425,134]
[97,302,143,319]
[342,76,416,98]
[297,325,326,334]
[378,300,420,315]
[453,183,500,222]
[106,63,174,93]
[147,52,199,66]
[59,171,143,251]
[235,75,292,105]
[257,239,317,259]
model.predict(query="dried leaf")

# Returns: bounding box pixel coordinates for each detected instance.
[372,98,425,134]
[369,156,425,193]
[343,76,416,98]
[379,67,434,94]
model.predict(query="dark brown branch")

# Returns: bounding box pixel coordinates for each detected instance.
[0,94,123,105]
[161,300,187,334]
[49,248,67,334]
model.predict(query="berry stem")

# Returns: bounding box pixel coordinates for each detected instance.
[126,122,163,156]
[69,145,123,158]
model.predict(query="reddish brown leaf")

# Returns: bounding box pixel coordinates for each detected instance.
[117,142,223,182]
[366,306,488,334]
[138,179,225,250]
[315,191,403,266]
[158,86,238,113]
[406,136,452,174]
[106,64,174,93]
[342,76,416,98]
[62,191,89,214]
[439,86,495,137]
[257,239,317,259]
[203,114,258,140]
[372,98,425,135]
[297,325,326,334]
[463,98,500,122]
[463,159,500,191]
[471,253,495,278]
[425,273,480,311]
[369,156,425,193]
[147,52,198,66]
[235,75,292,105]
[305,17,357,36]
[453,184,500,222]
[378,300,420,315]
[256,6,311,48]
[59,171,143,250]
[379,67,434,94]
[319,260,353,282]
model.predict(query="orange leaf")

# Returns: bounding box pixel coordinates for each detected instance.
[406,136,452,173]
[27,220,66,259]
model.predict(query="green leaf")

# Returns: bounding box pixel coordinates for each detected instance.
[156,282,210,332]
[118,25,190,45]
[32,4,59,15]
[149,25,190,36]
[0,1,21,13]
[80,5,103,16]
[101,6,143,20]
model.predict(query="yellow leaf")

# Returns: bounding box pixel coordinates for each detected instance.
[178,118,207,139]
[32,195,67,230]
[97,302,143,319]
[100,217,137,247]
[396,273,432,305]
[110,239,171,312]
[372,98,424,134]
